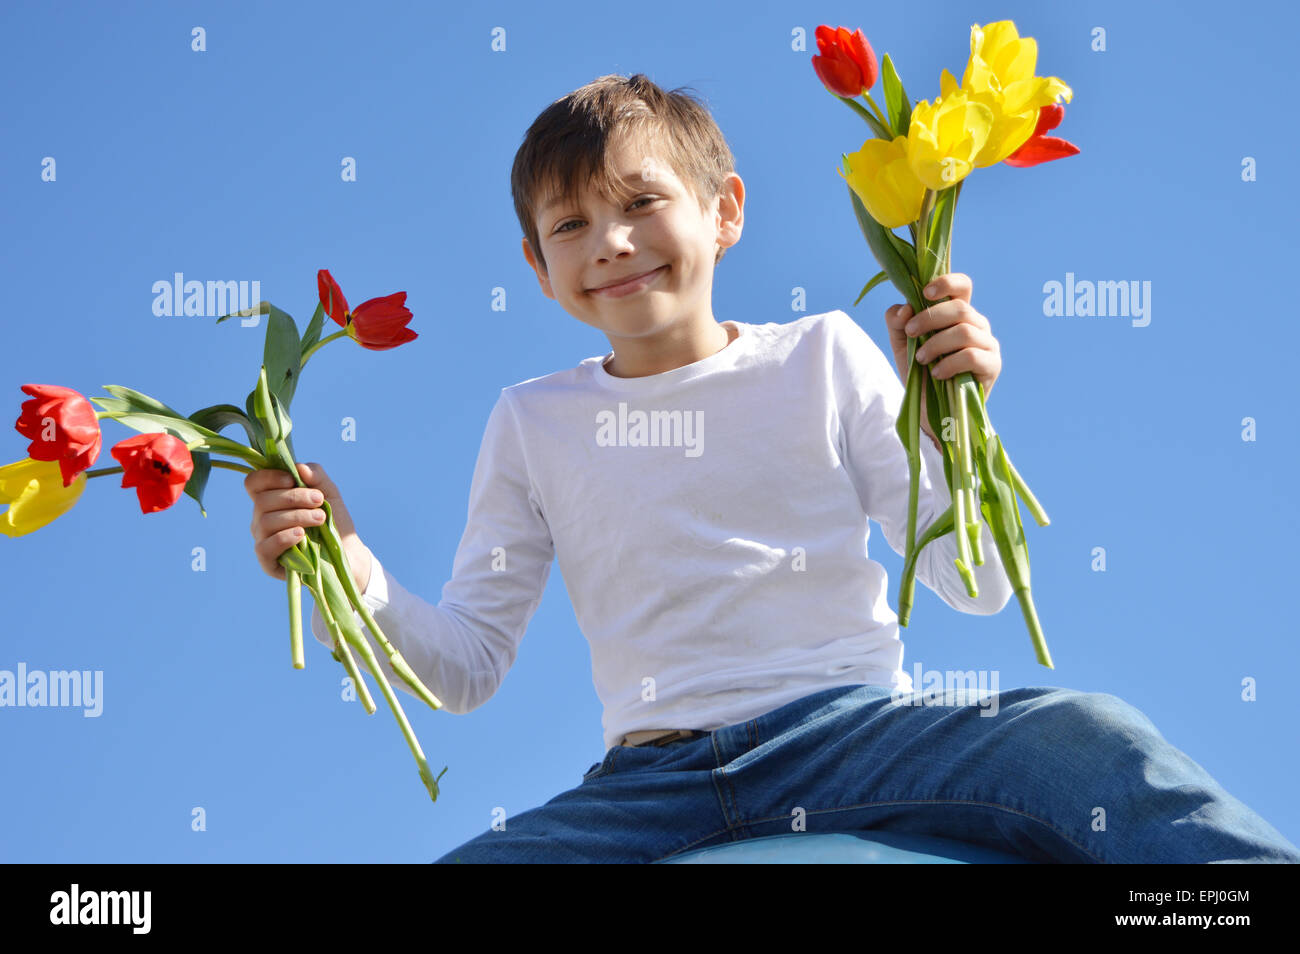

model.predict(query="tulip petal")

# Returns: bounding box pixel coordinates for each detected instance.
[1003,135,1080,167]
[317,269,350,327]
[813,55,862,99]
[110,432,194,514]
[351,291,409,318]
[14,384,103,486]
[843,27,878,90]
[0,457,85,537]
[993,37,1037,86]
[840,136,925,229]
[811,24,877,97]
[356,328,418,351]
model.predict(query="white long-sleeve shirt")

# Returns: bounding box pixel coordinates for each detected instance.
[311,310,1013,752]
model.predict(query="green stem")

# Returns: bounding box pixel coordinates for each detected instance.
[300,328,349,368]
[962,380,985,566]
[84,459,254,479]
[315,501,444,712]
[1015,586,1053,669]
[190,438,268,469]
[898,350,922,627]
[317,559,444,801]
[308,568,377,713]
[918,190,937,268]
[833,91,892,140]
[862,91,891,132]
[287,568,304,670]
[943,375,971,593]
[1001,444,1050,527]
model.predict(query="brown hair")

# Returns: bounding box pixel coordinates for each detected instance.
[511,73,737,275]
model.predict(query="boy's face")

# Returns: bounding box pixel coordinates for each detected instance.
[522,136,743,350]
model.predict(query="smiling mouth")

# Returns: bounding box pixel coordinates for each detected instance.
[589,265,667,294]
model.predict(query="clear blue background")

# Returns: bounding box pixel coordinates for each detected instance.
[2,0,1295,862]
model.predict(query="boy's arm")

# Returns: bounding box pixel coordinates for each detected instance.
[309,388,555,711]
[830,311,1013,616]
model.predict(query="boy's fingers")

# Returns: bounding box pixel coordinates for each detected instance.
[244,467,294,497]
[299,461,345,505]
[297,463,356,536]
[924,271,972,303]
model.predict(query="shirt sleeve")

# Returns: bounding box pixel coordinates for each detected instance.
[829,311,1012,615]
[309,387,556,710]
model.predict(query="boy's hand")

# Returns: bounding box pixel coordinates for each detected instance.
[244,461,373,594]
[883,272,1002,446]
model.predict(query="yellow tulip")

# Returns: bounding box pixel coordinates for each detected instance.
[838,136,927,229]
[961,20,1073,167]
[906,83,993,191]
[0,457,87,538]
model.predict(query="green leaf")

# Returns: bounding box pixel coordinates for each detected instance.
[923,369,948,479]
[189,403,259,448]
[975,434,1031,588]
[262,304,301,410]
[253,366,281,445]
[900,502,956,588]
[884,230,920,276]
[318,558,368,649]
[269,388,293,442]
[94,409,262,468]
[299,302,326,362]
[90,408,223,444]
[217,302,264,324]
[243,389,266,449]
[881,54,913,139]
[896,349,922,452]
[853,270,890,307]
[184,450,211,517]
[99,385,188,420]
[920,182,959,288]
[846,182,919,309]
[278,541,314,576]
[252,365,294,460]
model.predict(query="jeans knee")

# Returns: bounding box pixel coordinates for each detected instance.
[1023,689,1163,755]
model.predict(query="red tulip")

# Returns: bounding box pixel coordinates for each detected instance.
[1003,104,1080,168]
[14,384,103,487]
[317,269,418,351]
[110,432,194,514]
[812,25,879,98]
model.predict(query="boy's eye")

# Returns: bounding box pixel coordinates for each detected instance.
[553,197,658,234]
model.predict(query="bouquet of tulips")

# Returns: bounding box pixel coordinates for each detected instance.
[1,270,449,802]
[812,20,1079,668]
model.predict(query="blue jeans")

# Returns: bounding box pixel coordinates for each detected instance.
[432,684,1300,863]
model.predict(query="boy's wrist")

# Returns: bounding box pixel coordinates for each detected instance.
[342,536,372,594]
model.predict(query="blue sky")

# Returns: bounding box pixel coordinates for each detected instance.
[2,0,1296,862]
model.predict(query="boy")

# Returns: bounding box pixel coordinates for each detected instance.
[245,74,1300,864]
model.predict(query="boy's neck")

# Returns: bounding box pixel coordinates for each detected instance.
[603,320,738,378]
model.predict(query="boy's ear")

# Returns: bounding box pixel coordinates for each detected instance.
[521,236,555,300]
[714,173,745,252]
